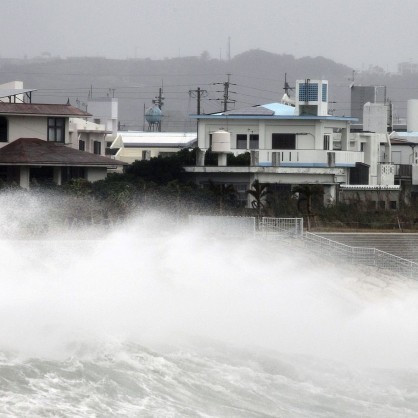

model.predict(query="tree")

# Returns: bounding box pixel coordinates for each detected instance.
[246,180,270,218]
[126,155,185,184]
[292,184,324,215]
[292,184,324,230]
[209,180,237,214]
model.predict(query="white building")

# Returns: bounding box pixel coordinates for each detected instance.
[69,118,110,156]
[110,131,197,164]
[186,79,396,206]
[87,97,118,135]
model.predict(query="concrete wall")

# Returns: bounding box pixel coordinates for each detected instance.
[339,188,400,209]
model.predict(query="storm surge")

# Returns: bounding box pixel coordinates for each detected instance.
[1,192,418,417]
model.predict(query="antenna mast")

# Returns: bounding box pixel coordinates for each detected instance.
[283,73,294,96]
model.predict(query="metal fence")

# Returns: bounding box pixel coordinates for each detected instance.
[260,217,304,239]
[304,232,418,279]
[188,215,418,279]
[188,216,305,240]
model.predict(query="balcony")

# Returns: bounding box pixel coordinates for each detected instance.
[394,164,412,178]
[256,149,364,168]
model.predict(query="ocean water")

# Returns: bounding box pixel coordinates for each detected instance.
[1,193,418,417]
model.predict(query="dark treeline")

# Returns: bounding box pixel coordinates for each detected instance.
[2,148,418,232]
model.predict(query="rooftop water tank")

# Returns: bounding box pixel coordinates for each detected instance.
[145,105,162,125]
[211,130,231,153]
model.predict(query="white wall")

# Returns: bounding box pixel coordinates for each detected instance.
[391,144,418,165]
[0,115,70,148]
[87,98,118,134]
[115,146,180,164]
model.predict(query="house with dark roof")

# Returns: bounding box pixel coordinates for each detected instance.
[0,138,125,188]
[0,82,125,188]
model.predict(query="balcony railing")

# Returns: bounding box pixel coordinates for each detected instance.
[394,164,412,178]
[255,149,364,167]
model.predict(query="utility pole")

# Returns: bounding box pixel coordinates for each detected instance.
[189,87,208,115]
[152,84,164,132]
[214,74,236,112]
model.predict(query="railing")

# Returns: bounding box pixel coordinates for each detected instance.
[188,216,304,240]
[394,164,412,177]
[257,149,363,167]
[188,215,418,278]
[304,232,418,279]
[260,217,304,238]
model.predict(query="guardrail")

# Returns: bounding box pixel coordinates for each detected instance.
[188,216,304,239]
[188,216,418,278]
[260,217,304,238]
[304,232,418,278]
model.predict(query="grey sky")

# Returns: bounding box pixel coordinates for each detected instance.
[2,0,416,71]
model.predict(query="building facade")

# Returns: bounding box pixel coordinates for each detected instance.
[186,79,396,207]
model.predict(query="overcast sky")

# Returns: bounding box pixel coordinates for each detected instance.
[2,0,416,71]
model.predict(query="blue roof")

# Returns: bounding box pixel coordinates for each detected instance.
[191,102,357,122]
[262,103,296,116]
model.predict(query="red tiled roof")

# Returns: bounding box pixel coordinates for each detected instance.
[0,103,91,117]
[0,138,126,166]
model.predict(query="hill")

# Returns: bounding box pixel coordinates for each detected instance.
[0,50,416,130]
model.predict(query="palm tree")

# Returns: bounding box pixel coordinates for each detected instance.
[292,184,324,229]
[209,180,237,214]
[246,179,271,218]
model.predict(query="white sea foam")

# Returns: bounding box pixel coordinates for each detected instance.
[1,192,418,416]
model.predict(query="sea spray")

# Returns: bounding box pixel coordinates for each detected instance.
[0,192,418,416]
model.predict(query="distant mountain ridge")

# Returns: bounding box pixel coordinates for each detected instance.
[0,50,416,130]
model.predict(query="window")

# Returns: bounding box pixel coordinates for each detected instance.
[48,118,65,142]
[94,118,101,124]
[93,141,101,155]
[323,134,330,150]
[390,201,397,210]
[236,134,247,149]
[0,117,8,142]
[272,134,296,150]
[79,140,85,151]
[249,134,259,149]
